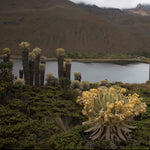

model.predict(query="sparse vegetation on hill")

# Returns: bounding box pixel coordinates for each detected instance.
[0,0,143,57]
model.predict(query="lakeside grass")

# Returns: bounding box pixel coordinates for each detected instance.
[1,54,150,63]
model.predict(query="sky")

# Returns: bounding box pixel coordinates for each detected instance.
[69,0,150,9]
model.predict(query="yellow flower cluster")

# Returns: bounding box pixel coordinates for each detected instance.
[46,73,53,78]
[3,48,11,54]
[77,87,147,125]
[65,59,72,64]
[33,47,42,55]
[15,78,25,85]
[56,48,65,56]
[40,56,47,63]
[39,63,46,71]
[19,42,30,49]
[28,52,36,61]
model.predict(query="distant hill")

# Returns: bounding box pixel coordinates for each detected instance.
[78,3,150,56]
[0,1,150,57]
[0,0,134,57]
[0,0,77,11]
[127,4,150,16]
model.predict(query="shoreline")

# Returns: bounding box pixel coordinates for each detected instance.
[0,55,150,63]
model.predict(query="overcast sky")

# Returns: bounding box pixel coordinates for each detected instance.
[69,0,150,9]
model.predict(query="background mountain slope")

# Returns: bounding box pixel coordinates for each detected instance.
[0,0,149,57]
[79,3,150,56]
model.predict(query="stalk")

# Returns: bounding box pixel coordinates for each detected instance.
[65,59,72,80]
[33,48,41,86]
[19,68,24,79]
[56,48,65,79]
[19,42,30,85]
[39,63,45,86]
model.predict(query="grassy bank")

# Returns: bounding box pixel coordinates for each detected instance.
[0,54,150,63]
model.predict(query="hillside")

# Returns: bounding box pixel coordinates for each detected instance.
[78,3,150,56]
[0,0,77,11]
[127,4,150,16]
[0,1,150,57]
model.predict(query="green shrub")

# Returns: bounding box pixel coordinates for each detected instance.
[79,80,90,91]
[71,80,80,89]
[48,125,87,149]
[59,77,71,89]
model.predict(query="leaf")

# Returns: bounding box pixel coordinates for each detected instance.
[121,126,132,133]
[117,127,126,141]
[91,125,104,140]
[122,123,136,129]
[85,122,100,132]
[106,126,110,140]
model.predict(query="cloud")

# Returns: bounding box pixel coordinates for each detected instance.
[69,0,150,9]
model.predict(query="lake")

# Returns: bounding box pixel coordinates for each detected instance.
[0,58,149,83]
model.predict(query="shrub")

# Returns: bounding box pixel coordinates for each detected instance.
[46,74,58,86]
[76,87,147,141]
[74,72,81,82]
[48,125,86,149]
[91,82,100,89]
[15,78,25,85]
[59,77,71,89]
[71,80,80,89]
[79,80,90,91]
[101,79,108,86]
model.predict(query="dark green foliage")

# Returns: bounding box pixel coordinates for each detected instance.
[3,54,9,62]
[59,77,71,89]
[0,77,150,149]
[0,84,85,149]
[0,61,13,83]
[48,125,87,149]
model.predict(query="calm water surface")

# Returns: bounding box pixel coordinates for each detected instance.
[0,59,149,83]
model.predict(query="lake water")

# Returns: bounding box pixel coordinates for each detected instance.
[0,59,149,83]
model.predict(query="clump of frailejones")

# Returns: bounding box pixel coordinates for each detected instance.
[33,47,42,86]
[56,48,65,79]
[76,87,147,142]
[19,42,30,85]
